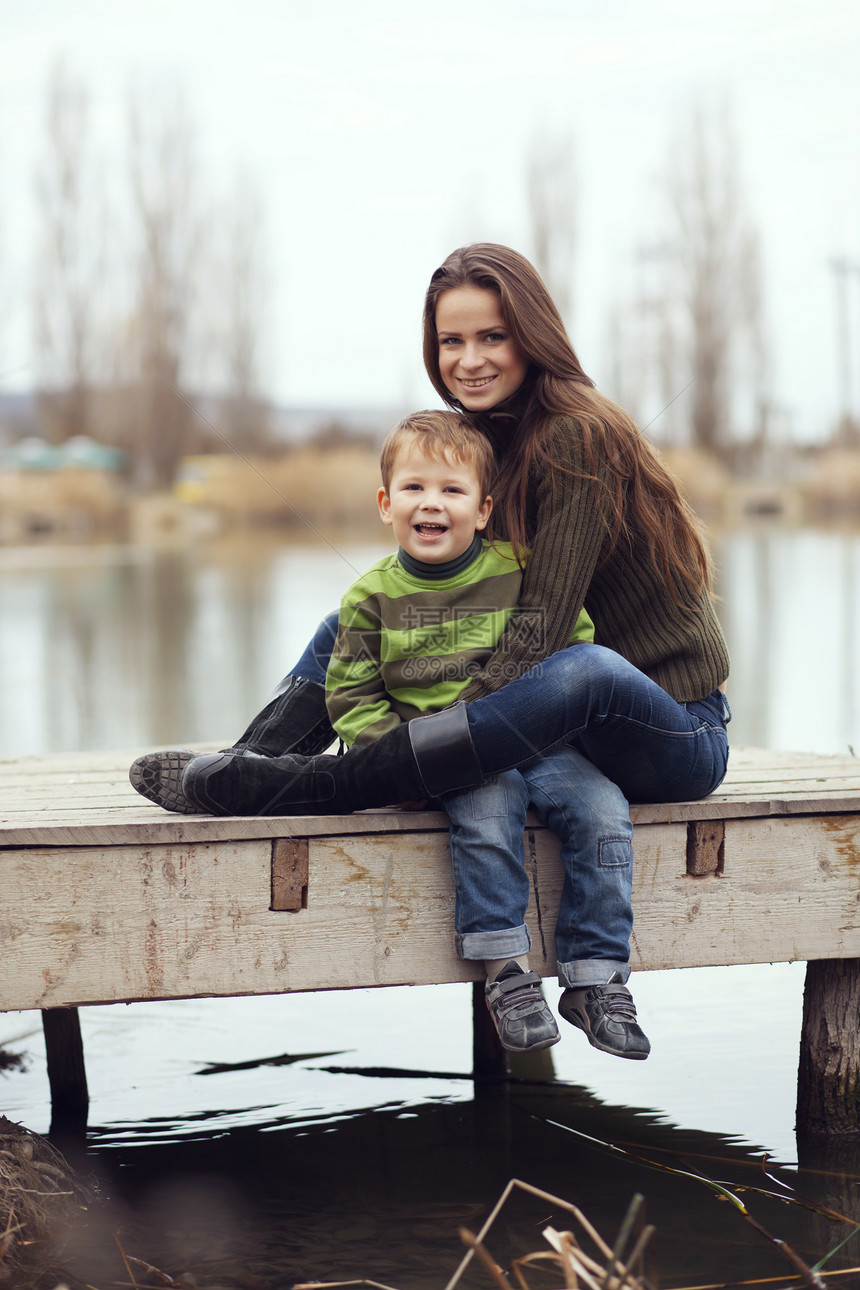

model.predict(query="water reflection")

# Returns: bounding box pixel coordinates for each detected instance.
[0,536,389,755]
[1,526,858,757]
[53,1088,860,1288]
[715,525,860,753]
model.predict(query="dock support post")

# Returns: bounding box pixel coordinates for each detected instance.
[472,981,507,1081]
[42,1007,89,1133]
[796,959,860,1139]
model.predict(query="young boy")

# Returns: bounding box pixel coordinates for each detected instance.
[326,410,650,1059]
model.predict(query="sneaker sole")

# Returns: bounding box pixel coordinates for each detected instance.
[487,1023,561,1054]
[562,1010,650,1060]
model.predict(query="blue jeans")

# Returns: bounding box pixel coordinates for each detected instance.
[444,742,635,987]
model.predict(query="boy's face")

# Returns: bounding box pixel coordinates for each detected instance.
[378,442,492,564]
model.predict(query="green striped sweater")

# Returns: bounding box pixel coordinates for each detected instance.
[326,540,594,747]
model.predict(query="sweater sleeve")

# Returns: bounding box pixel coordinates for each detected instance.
[459,418,606,701]
[325,589,403,747]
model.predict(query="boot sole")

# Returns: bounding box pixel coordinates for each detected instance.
[129,750,200,814]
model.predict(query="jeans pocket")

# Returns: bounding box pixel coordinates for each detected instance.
[684,689,730,729]
[598,838,632,869]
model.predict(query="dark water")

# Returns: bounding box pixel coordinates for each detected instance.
[1,527,859,1287]
[51,1088,860,1288]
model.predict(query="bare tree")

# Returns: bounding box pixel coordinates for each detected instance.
[30,64,276,488]
[32,60,107,444]
[122,86,205,489]
[526,127,578,326]
[740,230,774,456]
[608,242,683,442]
[213,171,271,453]
[662,102,768,455]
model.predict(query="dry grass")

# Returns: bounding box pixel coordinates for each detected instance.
[172,447,383,528]
[803,449,860,521]
[659,446,733,522]
[0,468,126,542]
[0,1115,95,1279]
[3,442,860,555]
[4,443,860,548]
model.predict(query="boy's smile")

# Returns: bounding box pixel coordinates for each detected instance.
[378,443,492,564]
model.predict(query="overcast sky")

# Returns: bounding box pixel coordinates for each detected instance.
[2,0,859,440]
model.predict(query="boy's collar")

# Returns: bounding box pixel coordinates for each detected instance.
[397,533,484,581]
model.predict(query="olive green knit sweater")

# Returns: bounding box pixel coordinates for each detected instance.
[460,413,730,704]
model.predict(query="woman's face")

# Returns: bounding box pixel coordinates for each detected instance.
[435,286,529,412]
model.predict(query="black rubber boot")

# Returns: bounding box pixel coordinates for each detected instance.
[182,701,485,817]
[231,675,335,757]
[128,676,334,813]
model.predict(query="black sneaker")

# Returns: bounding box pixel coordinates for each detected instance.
[484,962,560,1053]
[129,749,199,814]
[559,972,651,1060]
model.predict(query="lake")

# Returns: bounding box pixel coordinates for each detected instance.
[1,524,859,1287]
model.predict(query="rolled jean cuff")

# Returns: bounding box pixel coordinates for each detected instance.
[557,958,631,988]
[455,924,532,961]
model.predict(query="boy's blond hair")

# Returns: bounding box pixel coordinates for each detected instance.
[379,410,495,499]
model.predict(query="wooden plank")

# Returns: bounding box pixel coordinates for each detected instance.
[3,810,859,1012]
[631,814,860,970]
[2,838,283,1008]
[1,744,859,848]
[6,780,855,838]
[0,807,457,849]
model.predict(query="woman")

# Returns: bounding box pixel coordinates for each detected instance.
[131,243,729,828]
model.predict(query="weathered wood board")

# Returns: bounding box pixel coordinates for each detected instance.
[1,746,858,1013]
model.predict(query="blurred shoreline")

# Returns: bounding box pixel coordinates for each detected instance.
[1,442,859,547]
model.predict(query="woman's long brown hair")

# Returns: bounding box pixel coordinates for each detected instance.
[422,243,713,597]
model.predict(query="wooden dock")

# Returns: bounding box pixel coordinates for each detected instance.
[1,744,859,1134]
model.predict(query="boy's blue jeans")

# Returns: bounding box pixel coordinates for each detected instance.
[444,743,635,988]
